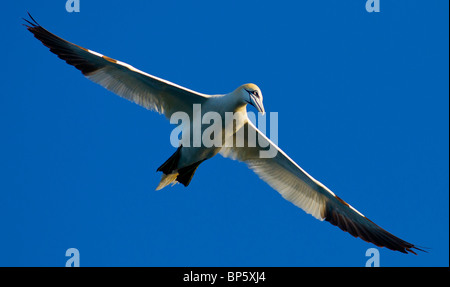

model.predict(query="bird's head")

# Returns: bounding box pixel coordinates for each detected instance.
[237,83,265,115]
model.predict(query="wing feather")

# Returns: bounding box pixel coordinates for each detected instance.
[24,15,209,118]
[221,121,423,254]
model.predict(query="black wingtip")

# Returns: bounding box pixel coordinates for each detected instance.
[22,18,36,28]
[323,198,428,255]
[27,12,39,25]
[409,245,430,255]
[23,11,40,28]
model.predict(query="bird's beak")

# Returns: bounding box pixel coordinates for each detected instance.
[250,95,265,115]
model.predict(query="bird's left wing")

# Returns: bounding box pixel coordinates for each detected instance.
[221,120,423,254]
[24,14,209,119]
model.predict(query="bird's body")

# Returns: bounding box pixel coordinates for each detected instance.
[156,85,253,189]
[24,14,424,254]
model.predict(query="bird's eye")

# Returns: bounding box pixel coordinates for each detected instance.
[245,89,259,99]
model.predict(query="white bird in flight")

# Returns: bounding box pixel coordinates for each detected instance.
[24,13,423,254]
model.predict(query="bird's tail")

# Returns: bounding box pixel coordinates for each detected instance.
[156,172,179,190]
[156,146,182,190]
[156,145,205,189]
[155,159,205,190]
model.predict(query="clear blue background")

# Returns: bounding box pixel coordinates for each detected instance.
[1,0,448,266]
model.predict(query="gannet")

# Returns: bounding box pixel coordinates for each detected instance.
[24,14,423,254]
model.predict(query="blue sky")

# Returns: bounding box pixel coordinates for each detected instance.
[1,0,448,267]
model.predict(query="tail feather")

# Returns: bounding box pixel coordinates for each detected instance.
[156,145,205,189]
[156,173,179,190]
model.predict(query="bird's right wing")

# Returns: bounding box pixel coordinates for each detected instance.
[24,14,209,119]
[220,120,423,254]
